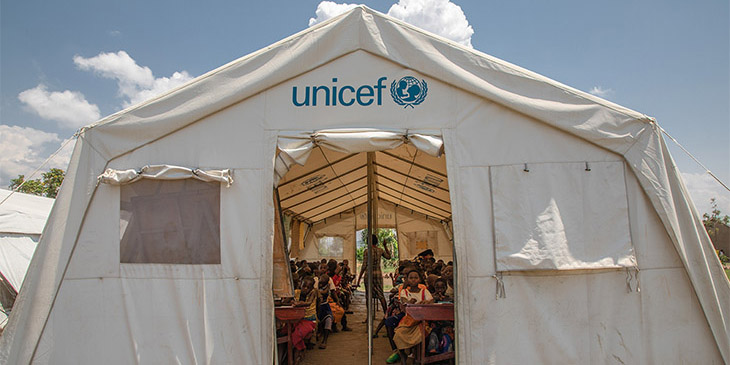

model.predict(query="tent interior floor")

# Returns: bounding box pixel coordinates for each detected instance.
[296,291,397,365]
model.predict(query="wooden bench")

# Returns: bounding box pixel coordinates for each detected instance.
[405,303,455,364]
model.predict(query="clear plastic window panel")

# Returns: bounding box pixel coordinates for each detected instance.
[317,236,344,258]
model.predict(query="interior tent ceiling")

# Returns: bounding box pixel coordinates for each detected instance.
[277,143,451,224]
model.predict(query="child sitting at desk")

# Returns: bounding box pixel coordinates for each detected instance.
[392,268,433,364]
[432,278,452,303]
[292,276,318,360]
[316,274,335,349]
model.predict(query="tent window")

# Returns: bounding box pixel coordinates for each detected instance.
[120,179,221,264]
[318,236,344,257]
[491,161,635,271]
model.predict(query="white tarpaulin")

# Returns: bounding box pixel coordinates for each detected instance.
[2,6,727,364]
[0,235,38,293]
[0,189,53,292]
[0,189,54,236]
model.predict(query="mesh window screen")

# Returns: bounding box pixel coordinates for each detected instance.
[317,236,344,257]
[120,179,221,264]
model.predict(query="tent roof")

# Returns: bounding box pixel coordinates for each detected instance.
[278,143,450,224]
[80,5,652,162]
[0,189,54,235]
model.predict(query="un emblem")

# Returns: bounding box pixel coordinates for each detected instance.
[390,76,428,108]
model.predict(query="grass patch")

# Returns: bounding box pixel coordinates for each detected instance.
[725,268,730,281]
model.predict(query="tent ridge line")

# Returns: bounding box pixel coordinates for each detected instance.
[80,8,362,133]
[367,7,656,122]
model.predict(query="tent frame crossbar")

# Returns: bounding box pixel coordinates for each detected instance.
[375,171,452,206]
[378,187,450,219]
[282,178,366,212]
[279,163,365,204]
[379,150,447,178]
[290,191,368,222]
[374,162,450,194]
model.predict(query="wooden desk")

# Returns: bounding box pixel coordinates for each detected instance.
[275,306,306,365]
[405,303,455,364]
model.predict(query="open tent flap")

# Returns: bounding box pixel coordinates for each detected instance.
[275,129,444,186]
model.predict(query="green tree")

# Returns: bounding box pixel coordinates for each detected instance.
[8,168,65,198]
[9,175,44,196]
[357,228,399,268]
[41,168,65,198]
[703,198,730,242]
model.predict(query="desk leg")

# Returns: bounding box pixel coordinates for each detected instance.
[287,322,293,365]
[420,322,426,364]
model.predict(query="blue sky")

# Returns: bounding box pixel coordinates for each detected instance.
[1,0,728,214]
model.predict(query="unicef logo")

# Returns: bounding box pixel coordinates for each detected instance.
[390,76,428,108]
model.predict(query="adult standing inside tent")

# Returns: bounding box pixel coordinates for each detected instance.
[356,234,392,318]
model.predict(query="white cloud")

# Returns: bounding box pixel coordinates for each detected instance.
[589,86,614,98]
[309,1,362,26]
[387,0,474,47]
[308,0,474,47]
[125,71,192,106]
[73,51,193,107]
[0,125,75,188]
[681,172,730,216]
[17,85,101,129]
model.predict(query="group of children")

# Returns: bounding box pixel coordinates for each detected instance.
[281,259,355,363]
[278,253,455,364]
[377,254,455,364]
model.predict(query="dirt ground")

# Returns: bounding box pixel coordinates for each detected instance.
[299,291,397,365]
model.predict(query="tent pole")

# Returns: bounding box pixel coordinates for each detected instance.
[366,151,374,365]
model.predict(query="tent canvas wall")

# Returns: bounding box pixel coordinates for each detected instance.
[2,6,728,364]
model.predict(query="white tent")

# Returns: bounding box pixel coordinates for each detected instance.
[2,6,728,364]
[0,189,54,329]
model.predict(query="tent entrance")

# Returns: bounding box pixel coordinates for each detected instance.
[272,130,456,365]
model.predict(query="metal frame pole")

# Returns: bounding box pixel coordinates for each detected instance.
[366,151,374,365]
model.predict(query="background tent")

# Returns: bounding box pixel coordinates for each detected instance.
[2,6,727,364]
[0,189,54,330]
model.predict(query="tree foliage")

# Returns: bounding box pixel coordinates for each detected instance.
[357,228,399,268]
[8,168,65,198]
[703,198,729,238]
